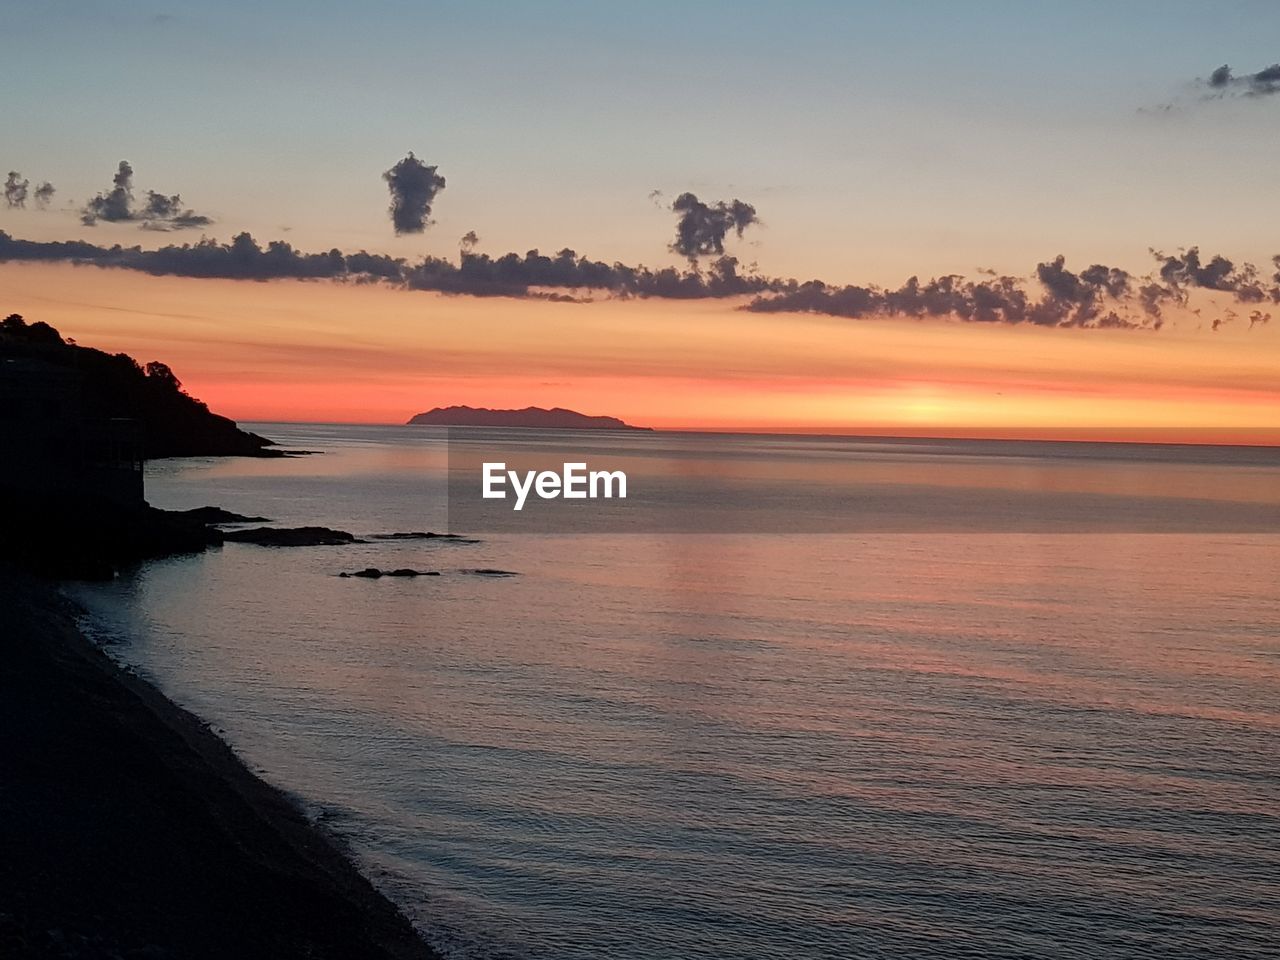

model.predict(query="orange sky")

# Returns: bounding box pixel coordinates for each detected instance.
[3,262,1278,441]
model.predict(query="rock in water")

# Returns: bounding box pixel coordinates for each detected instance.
[223,527,360,547]
[339,568,441,579]
[169,506,270,525]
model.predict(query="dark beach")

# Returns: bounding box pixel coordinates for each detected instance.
[1,313,437,957]
[0,572,437,960]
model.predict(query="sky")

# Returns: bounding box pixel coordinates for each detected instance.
[2,0,1280,436]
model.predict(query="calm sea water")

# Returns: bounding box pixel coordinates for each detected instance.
[70,425,1280,959]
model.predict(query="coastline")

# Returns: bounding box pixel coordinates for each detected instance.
[0,571,438,960]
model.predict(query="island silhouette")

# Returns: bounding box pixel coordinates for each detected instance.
[408,405,651,430]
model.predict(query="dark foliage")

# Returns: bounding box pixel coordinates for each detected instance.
[0,313,273,458]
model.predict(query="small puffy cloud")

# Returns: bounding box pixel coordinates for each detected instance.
[81,161,211,230]
[669,192,759,262]
[383,152,446,234]
[4,172,29,208]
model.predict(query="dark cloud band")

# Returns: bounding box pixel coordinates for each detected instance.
[1,228,1275,332]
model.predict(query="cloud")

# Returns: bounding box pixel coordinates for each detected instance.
[4,172,30,208]
[383,152,446,234]
[1137,246,1268,319]
[746,247,1279,331]
[0,229,782,302]
[1208,64,1232,88]
[1029,256,1132,326]
[669,192,759,262]
[2,173,53,211]
[1202,61,1280,98]
[0,230,396,281]
[748,273,1049,326]
[409,246,779,299]
[80,160,212,230]
[1142,61,1280,113]
[2,226,1276,334]
[81,160,134,224]
[460,230,479,252]
[139,190,212,231]
[745,259,1139,329]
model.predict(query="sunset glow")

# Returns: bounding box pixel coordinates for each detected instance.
[4,4,1280,443]
[8,6,1280,960]
[2,262,1276,440]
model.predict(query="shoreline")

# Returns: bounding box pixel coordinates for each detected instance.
[0,571,438,960]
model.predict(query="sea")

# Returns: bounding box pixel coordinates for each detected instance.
[68,424,1280,959]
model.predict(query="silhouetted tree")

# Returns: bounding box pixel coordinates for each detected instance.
[144,360,182,392]
[1,313,62,345]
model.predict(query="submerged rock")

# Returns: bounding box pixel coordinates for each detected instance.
[339,568,441,579]
[368,531,481,544]
[461,568,520,577]
[169,506,270,525]
[222,526,361,547]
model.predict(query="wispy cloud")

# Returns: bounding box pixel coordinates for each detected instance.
[2,172,55,210]
[4,172,29,208]
[1205,62,1280,99]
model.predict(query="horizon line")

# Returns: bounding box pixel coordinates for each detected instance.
[238,419,1280,449]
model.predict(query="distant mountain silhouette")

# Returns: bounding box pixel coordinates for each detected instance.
[408,405,651,431]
